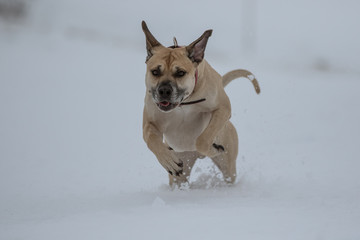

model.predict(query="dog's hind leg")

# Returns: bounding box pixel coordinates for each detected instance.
[169,151,199,187]
[210,121,238,183]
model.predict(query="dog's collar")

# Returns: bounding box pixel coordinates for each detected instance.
[180,98,206,106]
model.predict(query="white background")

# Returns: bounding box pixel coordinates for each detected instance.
[1,0,360,239]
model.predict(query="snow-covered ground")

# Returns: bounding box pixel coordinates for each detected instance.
[1,1,360,239]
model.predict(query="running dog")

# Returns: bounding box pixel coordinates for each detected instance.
[141,21,260,187]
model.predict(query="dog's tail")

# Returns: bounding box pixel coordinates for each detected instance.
[222,69,260,94]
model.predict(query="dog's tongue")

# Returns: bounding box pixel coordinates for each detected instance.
[159,101,170,107]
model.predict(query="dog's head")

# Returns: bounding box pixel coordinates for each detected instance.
[142,21,212,112]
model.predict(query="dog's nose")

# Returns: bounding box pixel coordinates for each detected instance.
[158,84,173,99]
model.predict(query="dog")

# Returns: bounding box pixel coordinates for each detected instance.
[141,21,260,187]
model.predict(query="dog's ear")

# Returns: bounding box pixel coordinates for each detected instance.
[142,21,162,62]
[186,29,212,63]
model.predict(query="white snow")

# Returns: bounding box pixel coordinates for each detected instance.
[1,0,360,239]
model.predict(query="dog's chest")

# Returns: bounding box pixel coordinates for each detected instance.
[162,107,211,152]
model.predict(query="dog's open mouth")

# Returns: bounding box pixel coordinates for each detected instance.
[159,101,170,107]
[156,101,179,112]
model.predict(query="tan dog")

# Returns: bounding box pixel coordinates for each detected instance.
[141,21,260,187]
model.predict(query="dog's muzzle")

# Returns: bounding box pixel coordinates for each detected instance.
[152,81,184,112]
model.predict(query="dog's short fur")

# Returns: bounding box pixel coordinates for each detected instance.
[141,21,260,187]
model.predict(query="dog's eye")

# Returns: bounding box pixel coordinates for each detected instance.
[151,69,160,76]
[175,70,186,77]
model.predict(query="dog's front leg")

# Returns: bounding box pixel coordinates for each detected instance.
[196,106,231,157]
[143,121,183,176]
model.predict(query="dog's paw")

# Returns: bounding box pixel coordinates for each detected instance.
[157,149,183,176]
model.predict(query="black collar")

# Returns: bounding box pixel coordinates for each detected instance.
[180,98,206,106]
